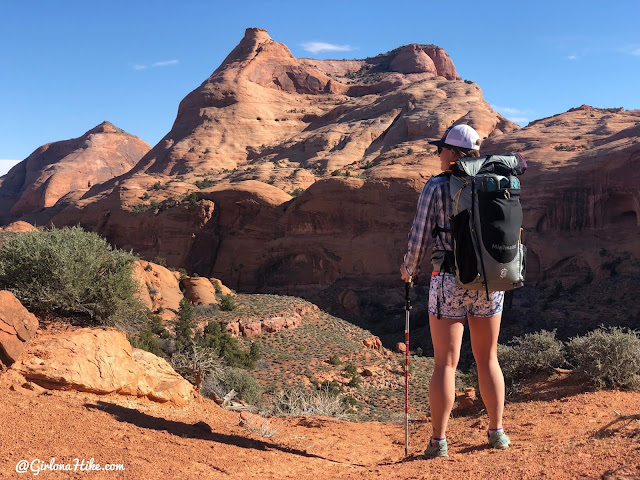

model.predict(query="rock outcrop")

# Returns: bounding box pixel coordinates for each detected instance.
[223,302,314,338]
[48,28,515,273]
[0,291,39,367]
[0,121,149,225]
[11,29,638,298]
[0,221,37,233]
[13,328,194,406]
[183,277,219,305]
[482,105,640,284]
[132,260,183,320]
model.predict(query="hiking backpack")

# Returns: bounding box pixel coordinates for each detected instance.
[445,153,527,297]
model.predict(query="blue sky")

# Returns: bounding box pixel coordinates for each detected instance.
[1,1,639,175]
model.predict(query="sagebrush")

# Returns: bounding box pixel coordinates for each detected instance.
[201,367,263,406]
[269,386,349,418]
[568,326,640,390]
[0,226,147,330]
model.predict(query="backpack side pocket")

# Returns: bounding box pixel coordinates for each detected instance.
[451,210,478,284]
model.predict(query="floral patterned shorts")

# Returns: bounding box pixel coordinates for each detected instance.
[428,273,504,319]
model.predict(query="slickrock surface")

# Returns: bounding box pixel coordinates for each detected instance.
[12,327,194,406]
[0,121,149,224]
[0,291,38,367]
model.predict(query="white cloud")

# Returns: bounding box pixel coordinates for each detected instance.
[152,59,179,67]
[630,48,640,56]
[301,42,353,54]
[567,55,578,60]
[131,59,179,70]
[490,105,533,125]
[0,159,21,176]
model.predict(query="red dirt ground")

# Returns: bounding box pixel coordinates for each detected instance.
[1,369,639,480]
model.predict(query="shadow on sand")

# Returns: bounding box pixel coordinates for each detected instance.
[85,401,368,467]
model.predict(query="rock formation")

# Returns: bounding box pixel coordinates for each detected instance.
[132,260,183,320]
[183,277,219,305]
[0,121,149,224]
[0,291,39,367]
[482,105,640,284]
[6,29,638,300]
[49,28,515,259]
[13,327,194,406]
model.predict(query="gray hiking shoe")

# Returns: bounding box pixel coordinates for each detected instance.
[424,438,448,458]
[487,430,511,449]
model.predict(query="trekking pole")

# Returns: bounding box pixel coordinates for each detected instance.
[404,278,412,458]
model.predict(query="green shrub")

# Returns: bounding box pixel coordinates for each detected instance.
[504,330,566,377]
[343,363,361,388]
[568,327,640,390]
[316,379,343,396]
[153,256,167,267]
[464,330,566,395]
[204,367,263,406]
[0,226,146,330]
[129,328,165,357]
[194,178,215,189]
[220,294,236,311]
[344,363,358,377]
[198,320,258,369]
[174,297,195,353]
[329,354,342,365]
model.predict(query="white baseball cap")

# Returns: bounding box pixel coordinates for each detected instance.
[429,124,481,150]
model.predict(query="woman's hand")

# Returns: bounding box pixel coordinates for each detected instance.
[400,264,412,283]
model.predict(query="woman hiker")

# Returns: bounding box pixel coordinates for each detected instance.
[400,124,511,458]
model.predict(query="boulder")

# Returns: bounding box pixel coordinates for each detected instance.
[0,221,37,233]
[131,349,195,405]
[240,322,262,338]
[394,342,406,354]
[225,322,240,337]
[12,328,194,406]
[0,291,39,367]
[283,313,302,329]
[183,277,218,305]
[362,336,382,350]
[262,317,285,333]
[455,387,477,410]
[338,289,360,316]
[132,260,183,319]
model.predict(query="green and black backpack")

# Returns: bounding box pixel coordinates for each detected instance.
[447,153,527,297]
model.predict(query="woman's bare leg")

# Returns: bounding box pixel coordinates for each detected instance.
[428,314,465,438]
[468,313,505,430]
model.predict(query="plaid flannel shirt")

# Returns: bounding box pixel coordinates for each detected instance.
[402,173,454,277]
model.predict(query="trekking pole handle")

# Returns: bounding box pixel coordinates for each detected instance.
[405,279,412,311]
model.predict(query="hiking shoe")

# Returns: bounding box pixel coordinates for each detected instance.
[424,438,448,458]
[487,430,511,449]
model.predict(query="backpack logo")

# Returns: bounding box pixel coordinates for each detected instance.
[500,268,508,278]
